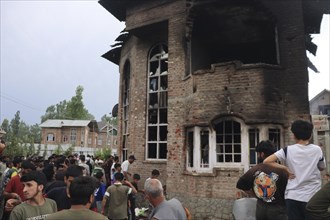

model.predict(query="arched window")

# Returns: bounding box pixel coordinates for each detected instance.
[215,120,241,163]
[147,44,168,159]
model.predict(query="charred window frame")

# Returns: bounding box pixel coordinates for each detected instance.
[190,3,278,73]
[248,128,260,166]
[186,129,194,169]
[268,128,281,151]
[200,129,209,168]
[122,61,130,160]
[147,44,168,160]
[185,127,212,172]
[215,120,242,163]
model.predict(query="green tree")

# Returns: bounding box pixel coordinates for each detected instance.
[41,85,94,122]
[43,145,48,158]
[65,86,94,120]
[30,124,41,143]
[36,144,41,156]
[64,144,74,156]
[54,144,63,155]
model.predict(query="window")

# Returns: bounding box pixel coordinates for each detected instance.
[70,128,76,144]
[63,135,68,143]
[200,129,209,168]
[122,61,130,159]
[185,118,283,173]
[187,130,194,168]
[248,128,260,166]
[47,133,55,142]
[215,120,241,163]
[81,129,85,143]
[147,44,168,160]
[319,105,330,115]
[190,2,278,73]
[268,128,281,151]
[98,137,102,146]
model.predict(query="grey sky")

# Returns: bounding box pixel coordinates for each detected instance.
[1,0,125,125]
[0,1,329,126]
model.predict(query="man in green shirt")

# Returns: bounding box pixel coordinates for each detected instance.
[46,176,108,220]
[9,171,57,220]
[102,172,137,220]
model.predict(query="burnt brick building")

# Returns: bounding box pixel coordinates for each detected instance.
[99,0,329,219]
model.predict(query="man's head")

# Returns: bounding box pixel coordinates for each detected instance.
[133,173,141,181]
[114,156,119,163]
[144,179,164,207]
[21,160,36,175]
[94,171,104,180]
[255,140,276,163]
[128,155,136,164]
[13,157,22,168]
[79,154,86,162]
[64,165,83,187]
[21,171,47,200]
[69,176,98,207]
[114,163,121,172]
[291,120,313,141]
[151,169,160,179]
[114,172,124,182]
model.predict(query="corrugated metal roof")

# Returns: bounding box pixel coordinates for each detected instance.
[39,119,92,128]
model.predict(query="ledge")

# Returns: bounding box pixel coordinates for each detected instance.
[142,160,167,165]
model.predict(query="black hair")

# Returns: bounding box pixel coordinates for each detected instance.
[55,170,65,181]
[133,173,141,180]
[291,120,313,140]
[69,176,98,205]
[114,156,119,162]
[65,165,83,178]
[94,171,104,179]
[151,169,160,176]
[21,160,36,170]
[79,155,86,162]
[42,164,55,181]
[255,140,277,158]
[21,171,47,187]
[114,163,121,169]
[114,172,124,181]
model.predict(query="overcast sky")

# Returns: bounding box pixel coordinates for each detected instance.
[0,1,329,126]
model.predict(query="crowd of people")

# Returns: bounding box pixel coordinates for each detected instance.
[0,142,188,220]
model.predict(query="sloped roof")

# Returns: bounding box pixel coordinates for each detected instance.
[309,89,330,103]
[40,119,93,128]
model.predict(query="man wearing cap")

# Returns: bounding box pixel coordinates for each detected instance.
[9,171,57,220]
[121,155,136,181]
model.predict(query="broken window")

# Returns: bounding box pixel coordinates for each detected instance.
[187,130,194,168]
[147,44,168,159]
[248,128,260,166]
[268,128,281,151]
[215,120,241,163]
[200,129,209,168]
[190,2,278,73]
[122,61,130,159]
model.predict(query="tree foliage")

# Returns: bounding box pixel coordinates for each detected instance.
[41,85,94,123]
[1,111,41,159]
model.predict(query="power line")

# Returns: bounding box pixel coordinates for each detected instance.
[0,94,44,112]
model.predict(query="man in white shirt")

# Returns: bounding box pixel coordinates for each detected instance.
[264,120,325,220]
[121,155,136,181]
